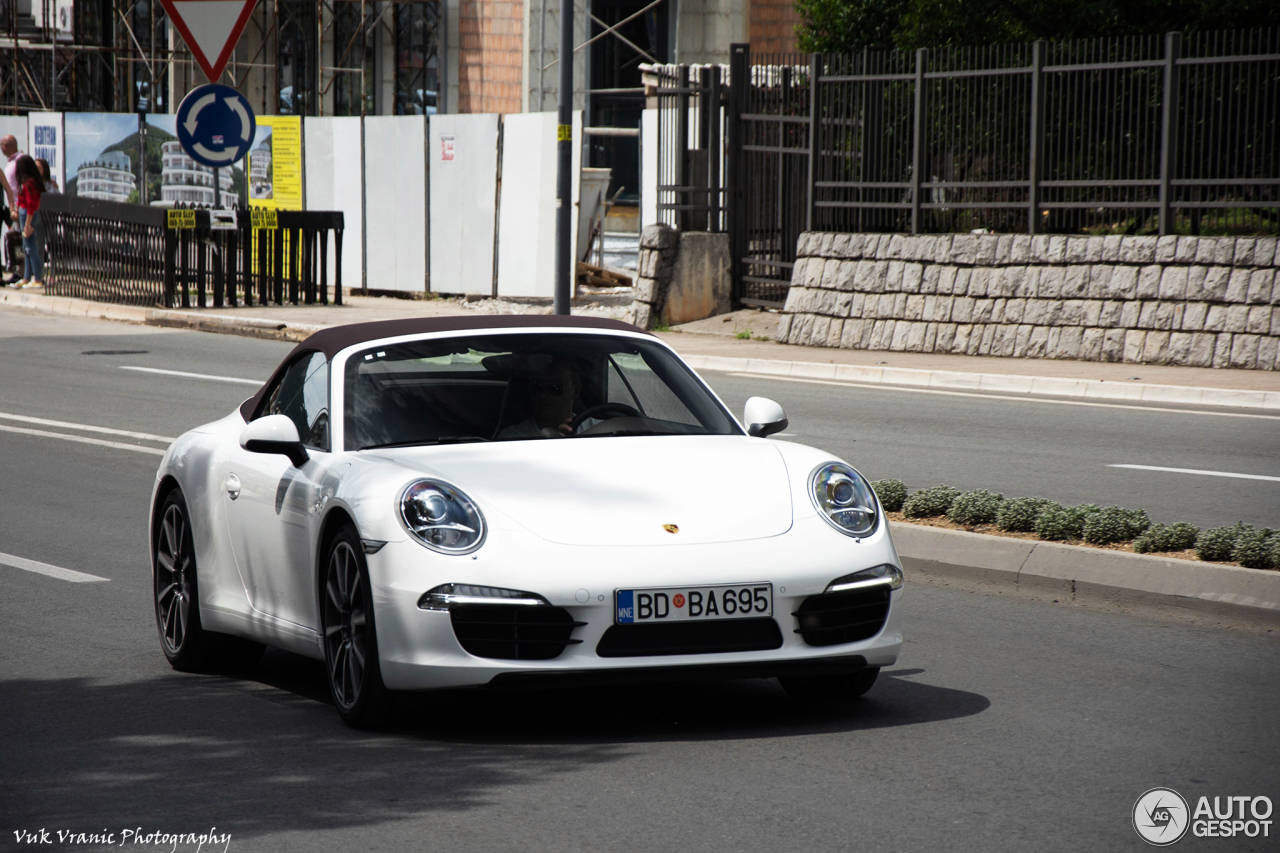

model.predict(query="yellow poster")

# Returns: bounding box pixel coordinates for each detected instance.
[247,116,303,211]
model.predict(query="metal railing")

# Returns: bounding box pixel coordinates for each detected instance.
[713,30,1280,308]
[808,30,1280,236]
[727,46,811,307]
[651,63,727,232]
[41,193,345,308]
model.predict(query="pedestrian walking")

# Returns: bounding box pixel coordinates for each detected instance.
[0,135,21,284]
[14,154,45,288]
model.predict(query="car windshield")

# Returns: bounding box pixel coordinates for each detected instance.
[344,333,741,451]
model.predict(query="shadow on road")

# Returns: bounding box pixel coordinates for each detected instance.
[0,653,988,834]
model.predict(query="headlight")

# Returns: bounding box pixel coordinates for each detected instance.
[400,479,486,554]
[826,564,903,592]
[810,462,879,537]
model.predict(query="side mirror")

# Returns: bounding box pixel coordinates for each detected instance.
[240,414,309,467]
[743,397,788,438]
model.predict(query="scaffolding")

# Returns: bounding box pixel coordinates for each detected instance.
[0,0,441,117]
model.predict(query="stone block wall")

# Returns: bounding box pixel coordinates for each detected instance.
[775,232,1280,369]
[632,224,680,330]
[631,224,732,328]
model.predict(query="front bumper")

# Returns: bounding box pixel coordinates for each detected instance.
[368,515,904,691]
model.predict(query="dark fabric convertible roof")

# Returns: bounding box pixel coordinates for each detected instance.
[238,314,648,420]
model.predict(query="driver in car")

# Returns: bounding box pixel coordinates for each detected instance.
[498,359,596,439]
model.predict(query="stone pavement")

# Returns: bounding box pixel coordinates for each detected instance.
[4,286,1279,408]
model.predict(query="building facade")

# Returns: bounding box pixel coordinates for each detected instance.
[159,141,240,207]
[2,1,795,118]
[75,151,137,203]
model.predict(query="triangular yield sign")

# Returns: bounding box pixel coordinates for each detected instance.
[159,0,260,84]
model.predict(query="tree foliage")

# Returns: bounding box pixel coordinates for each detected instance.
[795,0,911,52]
[795,0,1280,52]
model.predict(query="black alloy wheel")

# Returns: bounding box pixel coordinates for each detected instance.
[154,488,263,671]
[322,524,394,728]
[779,667,880,701]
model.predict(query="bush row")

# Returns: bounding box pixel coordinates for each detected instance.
[870,479,1280,568]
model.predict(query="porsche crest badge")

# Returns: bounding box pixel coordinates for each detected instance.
[662,524,679,534]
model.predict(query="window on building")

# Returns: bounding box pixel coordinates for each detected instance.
[278,1,318,115]
[396,2,440,116]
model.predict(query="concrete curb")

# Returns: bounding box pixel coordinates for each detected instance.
[5,289,1276,410]
[1,290,323,343]
[682,353,1280,411]
[891,523,1280,615]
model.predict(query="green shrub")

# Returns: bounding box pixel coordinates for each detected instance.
[1082,506,1150,545]
[1035,504,1100,541]
[902,485,961,519]
[1196,524,1249,562]
[996,497,1056,532]
[1269,536,1280,570]
[1132,522,1201,554]
[1233,527,1276,569]
[947,489,1004,526]
[871,479,908,512]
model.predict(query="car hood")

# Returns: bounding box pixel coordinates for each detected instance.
[379,435,794,546]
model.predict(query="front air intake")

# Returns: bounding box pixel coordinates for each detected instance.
[792,586,891,647]
[596,618,783,657]
[449,604,584,660]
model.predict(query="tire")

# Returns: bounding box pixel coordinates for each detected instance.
[779,667,880,701]
[321,524,394,728]
[154,487,264,672]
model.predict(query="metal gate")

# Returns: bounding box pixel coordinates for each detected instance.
[652,63,727,232]
[727,44,810,308]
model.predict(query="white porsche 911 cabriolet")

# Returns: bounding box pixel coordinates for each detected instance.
[150,316,904,726]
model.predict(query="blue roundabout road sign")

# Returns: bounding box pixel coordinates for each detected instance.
[176,84,256,168]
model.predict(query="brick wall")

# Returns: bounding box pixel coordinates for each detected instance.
[776,232,1280,370]
[749,0,802,55]
[459,0,524,114]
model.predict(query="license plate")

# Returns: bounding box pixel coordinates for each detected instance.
[615,584,772,624]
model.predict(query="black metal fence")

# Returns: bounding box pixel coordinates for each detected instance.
[727,47,812,306]
[687,30,1280,307]
[41,194,345,309]
[652,64,728,232]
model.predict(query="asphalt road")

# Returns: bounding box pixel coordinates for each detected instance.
[1,312,1278,852]
[704,373,1280,531]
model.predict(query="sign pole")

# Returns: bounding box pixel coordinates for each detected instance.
[214,167,220,209]
[553,0,572,316]
[139,115,147,206]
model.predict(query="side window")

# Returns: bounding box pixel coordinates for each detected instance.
[257,352,330,451]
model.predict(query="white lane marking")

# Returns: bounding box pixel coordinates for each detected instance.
[0,423,167,455]
[0,411,175,442]
[121,365,262,386]
[1107,464,1280,483]
[724,373,1280,420]
[0,550,109,583]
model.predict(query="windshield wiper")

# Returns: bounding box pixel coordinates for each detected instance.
[360,436,489,450]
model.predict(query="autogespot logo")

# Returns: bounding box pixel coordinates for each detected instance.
[1133,788,1191,846]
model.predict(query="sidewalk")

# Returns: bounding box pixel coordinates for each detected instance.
[3,286,1279,409]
